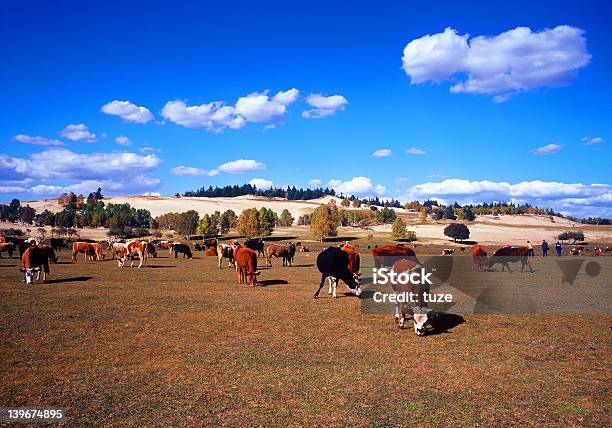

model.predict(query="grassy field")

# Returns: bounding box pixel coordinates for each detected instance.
[1,237,610,426]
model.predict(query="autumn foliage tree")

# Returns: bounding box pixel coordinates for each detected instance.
[310,204,339,241]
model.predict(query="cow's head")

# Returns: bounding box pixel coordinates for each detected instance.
[412,308,432,336]
[21,267,40,284]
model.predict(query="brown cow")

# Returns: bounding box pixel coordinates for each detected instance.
[442,248,455,255]
[38,245,58,263]
[391,258,431,335]
[234,246,260,286]
[20,245,51,284]
[486,246,533,273]
[72,242,97,261]
[266,243,296,267]
[472,245,487,271]
[204,247,218,256]
[0,242,15,259]
[371,244,418,268]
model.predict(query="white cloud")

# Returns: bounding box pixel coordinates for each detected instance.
[60,124,96,142]
[170,159,264,177]
[402,26,591,101]
[372,149,392,158]
[249,178,274,189]
[406,178,612,218]
[101,100,154,124]
[328,176,386,196]
[13,134,64,146]
[302,94,348,119]
[272,88,299,105]
[161,88,299,132]
[170,166,218,177]
[115,135,132,146]
[407,147,427,155]
[582,136,604,146]
[0,186,26,194]
[308,179,322,186]
[532,143,563,155]
[217,159,265,174]
[143,191,161,196]
[139,146,161,153]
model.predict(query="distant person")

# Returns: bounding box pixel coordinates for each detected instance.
[527,241,534,257]
[541,240,549,257]
[555,241,562,257]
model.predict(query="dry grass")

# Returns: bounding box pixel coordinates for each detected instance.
[1,240,610,427]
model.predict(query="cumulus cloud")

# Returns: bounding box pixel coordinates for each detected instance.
[13,134,64,146]
[328,176,386,196]
[0,186,27,194]
[302,94,348,119]
[170,166,218,177]
[170,159,265,177]
[101,100,154,124]
[161,88,299,132]
[60,124,96,142]
[407,147,427,155]
[308,179,322,186]
[406,178,612,218]
[372,149,392,158]
[0,148,162,196]
[582,136,604,146]
[115,135,132,146]
[532,143,563,155]
[402,25,591,101]
[249,178,274,189]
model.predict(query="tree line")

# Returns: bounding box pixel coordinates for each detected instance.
[183,184,337,200]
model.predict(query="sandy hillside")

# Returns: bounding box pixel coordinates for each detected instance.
[13,195,612,245]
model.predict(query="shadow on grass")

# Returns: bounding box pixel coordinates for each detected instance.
[0,264,18,267]
[289,264,314,268]
[45,276,92,284]
[425,313,466,336]
[146,265,175,269]
[258,279,289,287]
[323,236,359,243]
[263,236,299,242]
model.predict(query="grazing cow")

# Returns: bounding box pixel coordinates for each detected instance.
[194,243,204,251]
[20,245,51,284]
[72,242,97,261]
[244,238,265,257]
[442,248,455,255]
[203,247,218,256]
[216,243,235,268]
[157,242,173,250]
[371,244,418,268]
[266,243,296,267]
[203,238,218,249]
[115,241,147,268]
[0,242,15,259]
[171,243,193,259]
[299,246,310,252]
[486,246,533,273]
[314,247,361,299]
[234,246,259,286]
[90,243,106,260]
[472,245,487,271]
[327,243,361,298]
[144,242,157,258]
[391,258,432,335]
[49,238,70,252]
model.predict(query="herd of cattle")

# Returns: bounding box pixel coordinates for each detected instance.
[3,234,612,335]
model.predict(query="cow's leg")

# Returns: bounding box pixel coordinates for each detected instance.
[332,278,339,298]
[266,256,272,267]
[504,262,512,273]
[314,274,326,298]
[218,255,222,269]
[328,276,334,295]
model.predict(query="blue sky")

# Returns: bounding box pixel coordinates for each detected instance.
[1,0,610,217]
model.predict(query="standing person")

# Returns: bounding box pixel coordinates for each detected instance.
[555,241,562,257]
[541,240,549,257]
[527,240,534,257]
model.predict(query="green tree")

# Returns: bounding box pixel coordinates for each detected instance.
[310,205,338,241]
[340,198,350,207]
[351,199,361,208]
[237,208,260,238]
[444,223,470,242]
[444,205,456,220]
[390,217,408,240]
[278,209,295,227]
[558,231,584,243]
[196,214,219,237]
[375,207,396,224]
[220,209,237,232]
[419,207,428,223]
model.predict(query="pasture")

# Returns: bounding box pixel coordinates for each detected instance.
[1,239,610,426]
